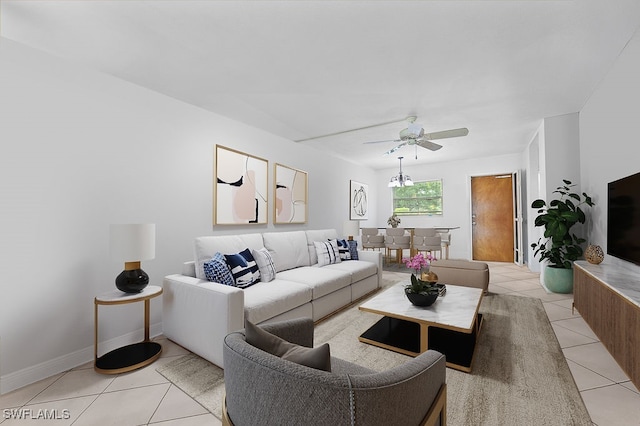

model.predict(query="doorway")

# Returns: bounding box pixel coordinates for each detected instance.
[471,174,516,262]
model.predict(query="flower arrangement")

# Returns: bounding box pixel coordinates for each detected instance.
[404,252,435,275]
[387,214,401,227]
[404,253,439,295]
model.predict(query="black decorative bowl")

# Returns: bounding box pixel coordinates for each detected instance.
[405,290,438,307]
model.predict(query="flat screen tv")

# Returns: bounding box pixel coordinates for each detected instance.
[607,171,640,266]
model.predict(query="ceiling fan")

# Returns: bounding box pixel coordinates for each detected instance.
[363,116,469,155]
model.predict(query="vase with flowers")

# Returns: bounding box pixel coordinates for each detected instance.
[404,253,439,306]
[387,214,401,228]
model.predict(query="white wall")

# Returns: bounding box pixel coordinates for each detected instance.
[375,153,524,260]
[580,27,640,274]
[526,112,581,273]
[0,38,376,393]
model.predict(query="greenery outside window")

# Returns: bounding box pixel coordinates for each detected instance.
[392,180,443,216]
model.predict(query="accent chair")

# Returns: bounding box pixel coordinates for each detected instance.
[222,318,447,426]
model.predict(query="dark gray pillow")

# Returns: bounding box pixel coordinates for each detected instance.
[245,320,331,372]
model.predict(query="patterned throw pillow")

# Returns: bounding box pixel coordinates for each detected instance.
[224,248,260,288]
[335,239,352,261]
[347,239,359,260]
[252,247,276,282]
[203,252,235,286]
[314,240,341,266]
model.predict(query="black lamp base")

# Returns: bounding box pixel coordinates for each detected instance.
[115,269,149,293]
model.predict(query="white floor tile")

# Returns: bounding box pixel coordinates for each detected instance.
[581,384,640,426]
[29,370,114,404]
[150,384,208,423]
[563,342,631,383]
[73,383,169,426]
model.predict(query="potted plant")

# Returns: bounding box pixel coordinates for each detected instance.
[404,253,439,306]
[531,179,595,293]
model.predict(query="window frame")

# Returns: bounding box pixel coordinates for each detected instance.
[391,179,443,216]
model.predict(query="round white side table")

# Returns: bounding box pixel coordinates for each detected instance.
[94,285,163,374]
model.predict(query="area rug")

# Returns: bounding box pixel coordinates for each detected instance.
[157,288,591,425]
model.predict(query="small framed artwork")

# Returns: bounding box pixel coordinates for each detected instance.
[350,180,368,220]
[215,145,268,225]
[274,163,308,224]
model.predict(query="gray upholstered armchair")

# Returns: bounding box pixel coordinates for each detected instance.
[223,318,447,426]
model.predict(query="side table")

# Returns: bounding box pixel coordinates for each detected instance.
[94,285,163,374]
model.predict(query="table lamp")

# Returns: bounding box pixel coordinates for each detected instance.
[343,220,360,241]
[109,224,155,293]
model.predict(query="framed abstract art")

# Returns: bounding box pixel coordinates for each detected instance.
[349,180,368,220]
[215,145,268,225]
[274,163,308,224]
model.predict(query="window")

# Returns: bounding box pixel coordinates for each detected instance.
[392,180,443,216]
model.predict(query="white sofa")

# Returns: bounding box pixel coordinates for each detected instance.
[162,229,382,368]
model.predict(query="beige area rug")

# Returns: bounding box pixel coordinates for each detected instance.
[157,282,591,425]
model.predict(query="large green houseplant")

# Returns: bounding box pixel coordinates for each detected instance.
[531,179,594,293]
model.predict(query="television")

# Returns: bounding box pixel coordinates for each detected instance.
[607,171,640,266]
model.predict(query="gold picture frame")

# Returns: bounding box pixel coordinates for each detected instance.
[214,145,268,225]
[274,163,308,224]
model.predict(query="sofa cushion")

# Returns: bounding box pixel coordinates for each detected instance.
[277,266,351,299]
[225,248,260,288]
[314,240,341,266]
[336,239,351,261]
[194,234,264,279]
[243,279,313,324]
[324,259,377,283]
[263,231,311,272]
[306,229,339,264]
[245,320,331,372]
[252,247,276,282]
[203,252,235,286]
[347,240,359,260]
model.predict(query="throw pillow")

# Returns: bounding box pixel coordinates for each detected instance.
[314,240,341,266]
[203,252,235,286]
[245,320,331,372]
[347,239,359,260]
[224,248,260,288]
[335,238,352,261]
[252,247,276,282]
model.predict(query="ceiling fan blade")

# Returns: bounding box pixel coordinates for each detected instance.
[423,128,469,140]
[417,140,443,151]
[384,142,408,155]
[294,117,413,142]
[363,139,401,145]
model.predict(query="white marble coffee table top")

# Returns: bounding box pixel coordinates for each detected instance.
[359,282,483,332]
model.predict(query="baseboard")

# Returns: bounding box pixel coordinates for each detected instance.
[0,322,162,395]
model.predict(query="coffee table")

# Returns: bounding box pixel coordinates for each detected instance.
[358,282,484,372]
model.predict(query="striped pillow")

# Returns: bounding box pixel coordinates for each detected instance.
[252,247,276,282]
[314,240,341,266]
[224,248,260,288]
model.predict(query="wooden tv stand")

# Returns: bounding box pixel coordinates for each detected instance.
[573,260,640,389]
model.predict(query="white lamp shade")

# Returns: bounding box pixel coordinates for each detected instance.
[343,220,360,239]
[110,224,156,262]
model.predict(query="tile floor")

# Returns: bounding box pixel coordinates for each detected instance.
[1,263,639,425]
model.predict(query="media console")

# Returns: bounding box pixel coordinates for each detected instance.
[573,260,640,389]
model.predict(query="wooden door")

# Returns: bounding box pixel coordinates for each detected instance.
[471,175,514,262]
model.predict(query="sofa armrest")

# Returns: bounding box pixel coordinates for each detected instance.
[356,250,383,286]
[349,350,446,425]
[162,274,244,368]
[259,317,314,347]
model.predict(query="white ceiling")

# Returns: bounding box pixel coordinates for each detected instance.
[2,1,640,169]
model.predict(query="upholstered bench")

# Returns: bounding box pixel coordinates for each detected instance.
[429,259,490,293]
